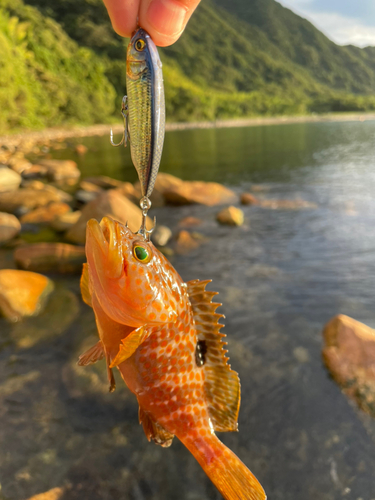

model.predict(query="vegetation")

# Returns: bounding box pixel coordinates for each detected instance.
[1,0,375,131]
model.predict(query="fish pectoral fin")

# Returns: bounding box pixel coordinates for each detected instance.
[80,263,92,307]
[77,340,105,366]
[139,407,174,448]
[109,326,149,368]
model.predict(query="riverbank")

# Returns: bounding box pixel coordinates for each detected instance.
[1,112,375,150]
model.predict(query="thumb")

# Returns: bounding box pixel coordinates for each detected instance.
[139,0,201,47]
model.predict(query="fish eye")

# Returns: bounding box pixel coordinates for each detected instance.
[135,39,146,51]
[133,243,152,263]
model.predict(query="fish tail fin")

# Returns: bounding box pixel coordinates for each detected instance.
[180,433,266,500]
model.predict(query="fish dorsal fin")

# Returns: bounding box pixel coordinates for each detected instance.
[78,340,105,366]
[139,406,174,448]
[109,327,149,368]
[187,279,240,432]
[80,263,92,307]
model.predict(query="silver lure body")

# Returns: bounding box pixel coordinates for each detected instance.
[126,28,165,199]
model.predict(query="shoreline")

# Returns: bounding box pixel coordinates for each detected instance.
[1,112,375,149]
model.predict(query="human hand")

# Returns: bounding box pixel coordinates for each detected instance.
[102,0,201,47]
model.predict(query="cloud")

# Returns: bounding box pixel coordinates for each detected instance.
[279,0,375,47]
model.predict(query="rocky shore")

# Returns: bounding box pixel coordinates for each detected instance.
[0,133,323,321]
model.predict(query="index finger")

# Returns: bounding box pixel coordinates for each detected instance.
[102,0,141,37]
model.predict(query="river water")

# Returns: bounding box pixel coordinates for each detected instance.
[1,120,375,500]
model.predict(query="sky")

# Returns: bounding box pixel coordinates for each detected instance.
[279,0,375,47]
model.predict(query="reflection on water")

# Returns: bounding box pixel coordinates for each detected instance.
[1,121,375,500]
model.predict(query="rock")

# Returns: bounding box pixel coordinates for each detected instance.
[25,487,64,500]
[260,198,318,210]
[164,181,237,206]
[0,186,72,214]
[37,159,80,182]
[322,315,375,416]
[79,180,103,193]
[21,164,48,179]
[50,210,81,232]
[116,182,141,204]
[0,212,21,245]
[178,216,203,227]
[153,173,184,193]
[9,159,33,175]
[20,202,71,224]
[83,175,123,189]
[240,193,259,205]
[0,167,21,192]
[152,225,172,246]
[14,243,85,274]
[75,189,99,204]
[75,144,88,155]
[175,230,201,255]
[0,269,54,321]
[216,206,244,226]
[66,189,152,244]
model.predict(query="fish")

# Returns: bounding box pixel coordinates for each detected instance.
[126,28,165,199]
[78,216,266,500]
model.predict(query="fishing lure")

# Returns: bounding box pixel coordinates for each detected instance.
[111,27,165,237]
[79,216,266,500]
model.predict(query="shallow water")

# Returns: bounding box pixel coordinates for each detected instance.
[1,120,375,499]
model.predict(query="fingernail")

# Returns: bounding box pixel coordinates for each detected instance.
[146,0,188,37]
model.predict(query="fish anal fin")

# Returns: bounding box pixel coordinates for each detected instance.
[80,263,92,307]
[139,407,174,448]
[187,279,241,433]
[78,340,105,366]
[109,326,149,368]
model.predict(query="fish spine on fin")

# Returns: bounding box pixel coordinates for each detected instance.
[139,407,174,448]
[187,279,241,432]
[80,263,92,307]
[78,341,104,366]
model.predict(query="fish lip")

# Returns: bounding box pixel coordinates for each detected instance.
[86,217,123,279]
[86,218,108,253]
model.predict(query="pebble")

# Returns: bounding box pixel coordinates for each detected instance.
[0,167,21,192]
[240,192,259,205]
[216,206,244,226]
[152,225,172,246]
[0,212,21,245]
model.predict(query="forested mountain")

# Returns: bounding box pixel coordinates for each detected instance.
[1,0,375,132]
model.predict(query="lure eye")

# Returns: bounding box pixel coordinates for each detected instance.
[133,244,152,263]
[135,39,146,51]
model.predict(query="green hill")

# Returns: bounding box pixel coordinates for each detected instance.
[1,0,375,132]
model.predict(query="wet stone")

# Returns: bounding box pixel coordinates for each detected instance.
[322,314,375,417]
[0,269,54,321]
[240,192,259,205]
[14,243,86,274]
[152,225,172,247]
[0,212,21,245]
[20,202,71,224]
[216,206,244,226]
[0,167,21,192]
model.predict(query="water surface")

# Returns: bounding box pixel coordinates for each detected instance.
[1,120,375,500]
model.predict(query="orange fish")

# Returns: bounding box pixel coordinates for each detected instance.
[78,216,266,500]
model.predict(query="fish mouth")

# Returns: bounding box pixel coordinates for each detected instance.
[86,217,123,279]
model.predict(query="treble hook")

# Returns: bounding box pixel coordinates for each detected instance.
[110,96,129,147]
[137,197,156,241]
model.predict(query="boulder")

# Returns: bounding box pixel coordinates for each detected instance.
[322,315,375,416]
[14,243,85,274]
[175,230,201,255]
[132,173,182,207]
[0,185,72,214]
[83,175,123,189]
[66,189,151,244]
[216,206,244,226]
[37,159,80,182]
[178,216,203,227]
[0,269,54,321]
[0,167,21,192]
[260,198,317,210]
[50,210,81,232]
[164,181,236,206]
[240,193,259,205]
[75,144,88,155]
[21,164,48,179]
[25,487,64,500]
[152,225,172,246]
[20,202,71,224]
[0,212,21,245]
